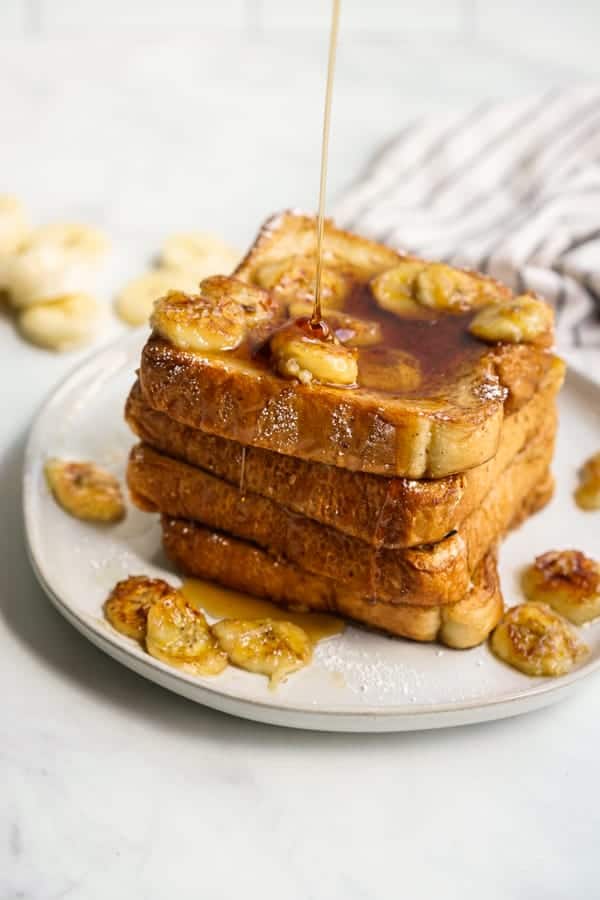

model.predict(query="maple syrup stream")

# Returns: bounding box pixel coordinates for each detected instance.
[311,0,341,327]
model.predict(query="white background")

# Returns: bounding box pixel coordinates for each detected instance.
[1,2,600,898]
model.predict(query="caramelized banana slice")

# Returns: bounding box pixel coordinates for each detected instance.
[370,260,426,316]
[45,458,125,523]
[104,575,177,641]
[575,451,600,511]
[146,593,228,676]
[151,289,245,352]
[0,194,29,255]
[255,256,352,309]
[372,260,502,317]
[19,292,100,351]
[469,294,553,344]
[270,320,358,386]
[287,300,382,347]
[160,231,239,271]
[358,346,421,392]
[212,618,312,686]
[522,551,600,625]
[415,263,496,312]
[490,602,588,676]
[200,276,275,326]
[116,269,201,326]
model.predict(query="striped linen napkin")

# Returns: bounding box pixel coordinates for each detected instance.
[335,87,600,351]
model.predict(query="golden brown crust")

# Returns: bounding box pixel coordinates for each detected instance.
[161,517,503,647]
[126,358,563,548]
[128,418,555,607]
[137,212,559,478]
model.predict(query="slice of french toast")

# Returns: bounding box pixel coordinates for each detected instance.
[126,356,563,548]
[138,212,558,478]
[160,526,503,648]
[128,417,555,607]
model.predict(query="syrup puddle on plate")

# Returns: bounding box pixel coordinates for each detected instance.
[182,578,344,645]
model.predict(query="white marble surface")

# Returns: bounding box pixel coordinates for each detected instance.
[1,32,600,899]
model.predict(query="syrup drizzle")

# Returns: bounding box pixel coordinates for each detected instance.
[239,445,247,498]
[368,481,394,605]
[312,0,341,326]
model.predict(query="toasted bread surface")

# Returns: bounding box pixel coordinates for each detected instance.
[160,524,503,647]
[127,357,563,548]
[128,414,555,606]
[138,212,558,478]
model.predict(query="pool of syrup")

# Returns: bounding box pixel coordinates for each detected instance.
[182,578,345,645]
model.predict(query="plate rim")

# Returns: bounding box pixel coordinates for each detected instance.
[22,332,600,731]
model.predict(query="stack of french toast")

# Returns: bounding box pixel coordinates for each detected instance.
[124,212,564,649]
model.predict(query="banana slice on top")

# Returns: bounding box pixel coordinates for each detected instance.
[522,550,600,625]
[0,194,29,256]
[116,269,200,327]
[575,451,600,511]
[490,602,588,676]
[160,231,239,272]
[104,576,178,641]
[270,319,358,386]
[212,618,312,687]
[151,276,273,353]
[469,294,554,344]
[372,260,502,317]
[19,292,100,351]
[146,592,228,676]
[255,256,352,309]
[45,458,125,523]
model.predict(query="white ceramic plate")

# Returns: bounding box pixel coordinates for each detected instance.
[23,332,600,732]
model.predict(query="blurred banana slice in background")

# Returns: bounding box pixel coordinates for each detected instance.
[31,222,109,260]
[19,292,101,351]
[6,223,109,309]
[0,195,29,256]
[160,231,240,273]
[116,269,201,327]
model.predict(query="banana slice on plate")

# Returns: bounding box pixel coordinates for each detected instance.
[45,458,125,523]
[575,451,600,511]
[116,269,200,327]
[469,294,554,344]
[19,292,101,351]
[270,320,358,386]
[212,618,312,687]
[0,194,29,256]
[104,576,178,641]
[490,602,588,676]
[522,550,600,625]
[146,592,228,676]
[160,232,239,271]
